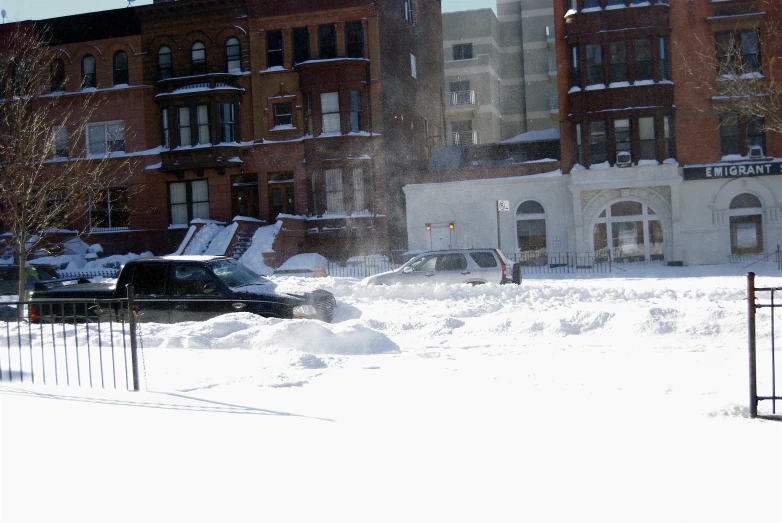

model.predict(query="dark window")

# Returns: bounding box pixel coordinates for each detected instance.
[633,38,652,81]
[614,118,631,155]
[191,41,206,75]
[158,46,173,80]
[90,187,129,230]
[453,43,473,60]
[318,25,337,59]
[52,126,68,157]
[293,27,310,64]
[747,117,765,153]
[273,102,293,127]
[569,45,581,88]
[349,90,361,132]
[219,103,237,142]
[178,106,192,146]
[658,37,669,81]
[346,21,364,58]
[583,0,600,8]
[589,120,607,164]
[130,264,168,296]
[267,30,283,68]
[609,41,627,83]
[113,51,129,85]
[575,123,584,165]
[606,0,624,6]
[720,113,741,156]
[87,122,124,155]
[741,30,760,72]
[50,59,65,92]
[719,114,766,157]
[226,37,241,72]
[161,108,170,148]
[716,30,760,74]
[470,252,497,268]
[638,117,656,160]
[169,180,209,225]
[81,54,96,88]
[663,115,674,159]
[436,254,468,271]
[585,43,603,85]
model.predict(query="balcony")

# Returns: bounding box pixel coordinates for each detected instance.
[448,90,477,106]
[155,73,244,98]
[159,144,242,175]
[449,131,479,146]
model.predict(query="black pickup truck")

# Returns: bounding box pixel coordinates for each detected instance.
[29,256,336,323]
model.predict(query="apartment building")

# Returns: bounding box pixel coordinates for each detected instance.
[442,0,557,146]
[3,0,444,262]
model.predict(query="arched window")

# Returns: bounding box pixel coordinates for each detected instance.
[225,37,241,72]
[113,51,129,85]
[593,200,664,262]
[191,41,206,75]
[729,193,763,255]
[81,54,96,88]
[158,45,173,80]
[516,200,547,263]
[50,59,65,92]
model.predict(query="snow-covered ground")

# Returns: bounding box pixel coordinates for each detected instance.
[2,262,781,523]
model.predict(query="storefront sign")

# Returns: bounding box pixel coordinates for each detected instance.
[684,161,782,180]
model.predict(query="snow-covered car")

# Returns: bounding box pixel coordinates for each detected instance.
[273,253,330,277]
[366,249,520,285]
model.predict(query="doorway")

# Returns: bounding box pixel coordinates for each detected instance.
[231,175,259,219]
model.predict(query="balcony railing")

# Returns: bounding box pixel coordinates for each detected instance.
[449,131,479,146]
[447,90,477,107]
[156,73,244,96]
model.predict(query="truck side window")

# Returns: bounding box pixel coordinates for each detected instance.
[130,264,168,296]
[172,265,215,296]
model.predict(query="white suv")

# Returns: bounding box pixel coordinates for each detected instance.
[366,249,520,285]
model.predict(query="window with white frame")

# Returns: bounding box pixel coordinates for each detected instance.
[86,122,124,155]
[168,180,209,225]
[273,102,293,127]
[226,37,242,72]
[178,107,191,146]
[321,92,340,134]
[324,168,344,213]
[196,105,210,144]
[90,187,129,230]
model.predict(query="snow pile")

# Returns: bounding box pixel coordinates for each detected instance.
[238,221,282,275]
[203,222,238,256]
[182,222,225,255]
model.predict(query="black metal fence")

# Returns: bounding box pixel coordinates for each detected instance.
[733,246,782,271]
[746,272,781,419]
[0,294,140,391]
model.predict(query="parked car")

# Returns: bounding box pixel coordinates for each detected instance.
[29,256,336,323]
[273,253,330,277]
[0,264,61,296]
[366,249,520,286]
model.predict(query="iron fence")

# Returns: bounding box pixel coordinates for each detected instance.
[0,293,140,391]
[734,246,782,271]
[746,272,781,419]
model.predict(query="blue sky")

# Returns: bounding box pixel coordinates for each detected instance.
[0,0,494,22]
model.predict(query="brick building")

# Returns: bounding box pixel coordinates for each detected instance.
[405,0,782,266]
[4,0,444,263]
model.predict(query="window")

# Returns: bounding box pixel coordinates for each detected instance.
[196,105,210,144]
[191,41,206,75]
[158,46,173,80]
[304,93,313,134]
[411,54,417,79]
[52,126,68,157]
[273,102,293,127]
[451,120,474,146]
[90,187,129,230]
[569,45,581,88]
[716,30,760,74]
[50,59,65,92]
[589,121,607,164]
[169,180,209,225]
[609,41,627,83]
[516,200,547,260]
[607,0,624,5]
[86,122,124,155]
[321,92,340,134]
[663,115,674,159]
[436,253,468,272]
[638,117,656,160]
[226,37,241,72]
[585,43,603,85]
[658,37,669,81]
[729,193,763,255]
[318,25,337,59]
[614,119,631,156]
[575,123,584,165]
[293,27,310,64]
[594,201,664,262]
[633,38,652,81]
[470,252,498,269]
[449,80,472,105]
[346,21,364,58]
[178,107,192,146]
[453,43,473,61]
[583,0,600,8]
[161,109,170,148]
[219,103,237,142]
[719,113,764,157]
[324,168,344,213]
[747,117,765,153]
[349,90,361,132]
[81,54,96,88]
[266,30,283,68]
[113,51,129,85]
[352,168,365,213]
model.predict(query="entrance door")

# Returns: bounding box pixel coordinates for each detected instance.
[269,183,295,221]
[231,175,259,219]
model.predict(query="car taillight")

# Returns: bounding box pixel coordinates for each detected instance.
[497,251,507,280]
[28,304,39,322]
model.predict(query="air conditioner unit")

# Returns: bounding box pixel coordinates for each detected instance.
[749,145,764,159]
[616,151,632,167]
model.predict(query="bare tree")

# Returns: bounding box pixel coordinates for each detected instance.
[0,23,129,299]
[679,2,782,134]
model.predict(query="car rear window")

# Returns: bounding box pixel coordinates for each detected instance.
[470,251,497,268]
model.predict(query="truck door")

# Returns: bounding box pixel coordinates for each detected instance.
[127,263,171,323]
[169,263,234,322]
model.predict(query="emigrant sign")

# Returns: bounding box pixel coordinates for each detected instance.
[684,161,782,180]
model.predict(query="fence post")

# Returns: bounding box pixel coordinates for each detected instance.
[747,272,758,418]
[126,284,140,392]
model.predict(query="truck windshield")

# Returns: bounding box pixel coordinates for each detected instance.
[209,260,268,287]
